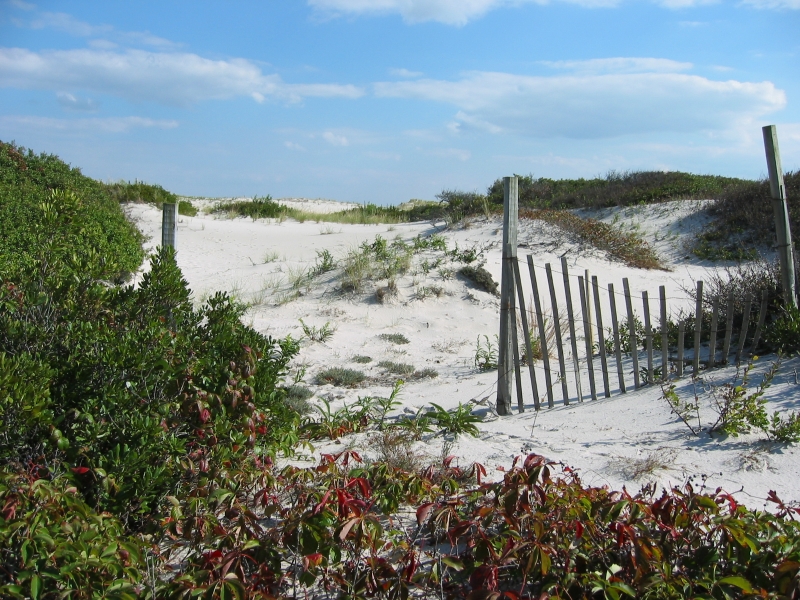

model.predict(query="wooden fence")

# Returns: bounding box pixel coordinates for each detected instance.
[501,250,770,413]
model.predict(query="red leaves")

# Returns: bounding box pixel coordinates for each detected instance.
[416,502,435,526]
[70,466,90,475]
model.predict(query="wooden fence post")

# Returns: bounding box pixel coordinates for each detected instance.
[513,259,538,410]
[578,275,598,401]
[763,125,797,307]
[496,177,518,416]
[623,278,640,389]
[528,257,554,408]
[609,284,626,393]
[693,281,703,376]
[162,203,178,249]
[592,276,611,398]
[659,286,668,382]
[561,257,583,402]
[546,264,569,405]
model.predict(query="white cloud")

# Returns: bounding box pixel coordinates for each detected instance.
[323,131,350,146]
[8,0,36,10]
[0,115,178,133]
[284,141,307,151]
[374,69,786,139]
[390,67,424,78]
[654,0,719,7]
[542,57,693,74]
[56,91,98,112]
[0,47,365,106]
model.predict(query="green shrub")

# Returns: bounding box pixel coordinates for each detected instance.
[315,367,366,387]
[352,355,372,363]
[765,304,800,353]
[0,142,144,283]
[459,265,499,296]
[103,179,178,206]
[178,199,197,216]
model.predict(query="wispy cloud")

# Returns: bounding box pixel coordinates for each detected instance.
[541,57,693,74]
[309,0,794,25]
[390,67,424,78]
[323,131,350,146]
[0,114,178,133]
[0,47,365,106]
[56,91,99,112]
[21,11,180,49]
[375,68,786,139]
[741,0,800,8]
[284,141,307,151]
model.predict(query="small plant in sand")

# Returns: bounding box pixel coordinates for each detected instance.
[379,332,409,345]
[283,384,315,415]
[413,367,438,379]
[352,355,372,364]
[315,367,366,387]
[310,248,336,276]
[459,265,499,296]
[375,279,398,304]
[299,318,336,343]
[474,334,499,371]
[427,402,482,438]
[662,360,800,442]
[300,397,370,440]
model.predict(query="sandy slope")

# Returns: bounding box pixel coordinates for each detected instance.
[124,199,800,510]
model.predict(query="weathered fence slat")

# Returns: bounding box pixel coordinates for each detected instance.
[561,257,583,402]
[510,294,525,414]
[750,290,769,357]
[722,291,735,364]
[546,263,570,405]
[693,281,704,375]
[578,275,598,402]
[592,276,611,398]
[736,295,754,365]
[512,258,537,411]
[677,320,685,377]
[585,270,593,353]
[660,286,668,382]
[527,256,554,408]
[708,295,720,369]
[609,283,626,393]
[643,291,654,384]
[623,278,641,389]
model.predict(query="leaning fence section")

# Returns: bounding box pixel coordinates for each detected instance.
[501,254,771,413]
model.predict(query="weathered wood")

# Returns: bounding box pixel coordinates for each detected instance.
[660,286,668,382]
[561,258,583,401]
[677,321,685,377]
[643,291,654,384]
[578,275,598,402]
[708,295,720,369]
[592,276,611,398]
[585,270,593,352]
[693,281,704,376]
[162,203,178,249]
[735,296,753,366]
[496,177,518,416]
[763,125,797,307]
[750,291,769,357]
[527,256,554,408]
[722,291,735,364]
[609,284,626,393]
[513,258,538,411]
[546,263,570,405]
[623,278,641,389]
[509,285,525,415]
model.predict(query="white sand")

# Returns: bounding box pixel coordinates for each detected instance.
[124,199,800,511]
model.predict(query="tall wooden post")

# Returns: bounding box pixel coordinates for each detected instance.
[497,177,518,416]
[162,203,178,249]
[763,125,796,307]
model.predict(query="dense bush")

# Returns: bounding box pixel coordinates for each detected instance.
[0,141,144,284]
[696,171,800,260]
[487,170,744,210]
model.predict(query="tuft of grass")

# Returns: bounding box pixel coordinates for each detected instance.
[413,368,438,379]
[352,355,372,364]
[299,319,336,343]
[284,385,314,415]
[459,265,499,296]
[378,361,415,375]
[315,367,366,387]
[379,333,409,345]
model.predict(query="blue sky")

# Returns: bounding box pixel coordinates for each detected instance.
[1,0,798,204]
